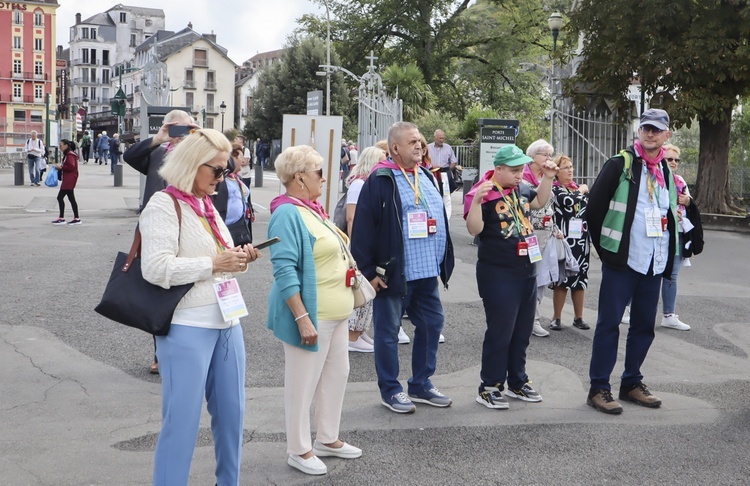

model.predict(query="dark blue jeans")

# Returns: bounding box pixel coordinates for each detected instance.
[372,277,444,399]
[477,265,535,393]
[589,264,661,391]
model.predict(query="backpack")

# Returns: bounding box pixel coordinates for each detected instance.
[332,193,348,233]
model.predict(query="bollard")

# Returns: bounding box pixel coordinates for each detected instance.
[113,164,123,187]
[14,161,25,186]
[462,179,474,199]
[254,162,263,188]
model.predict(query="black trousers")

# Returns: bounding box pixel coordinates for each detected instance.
[57,189,79,219]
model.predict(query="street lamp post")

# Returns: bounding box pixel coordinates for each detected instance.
[220,101,226,132]
[548,11,564,147]
[201,108,206,128]
[323,0,331,116]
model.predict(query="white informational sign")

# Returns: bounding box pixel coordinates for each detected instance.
[282,115,344,214]
[49,121,59,147]
[479,127,516,175]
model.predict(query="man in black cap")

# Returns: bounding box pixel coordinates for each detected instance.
[585,108,679,414]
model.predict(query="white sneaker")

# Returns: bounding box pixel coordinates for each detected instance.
[348,336,374,353]
[439,334,445,343]
[398,327,410,344]
[661,314,690,331]
[532,321,550,337]
[361,332,374,345]
[621,306,630,324]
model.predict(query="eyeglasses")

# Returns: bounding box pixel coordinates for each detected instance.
[537,153,553,159]
[641,126,665,134]
[306,168,324,178]
[665,157,681,163]
[203,164,231,180]
[559,166,574,170]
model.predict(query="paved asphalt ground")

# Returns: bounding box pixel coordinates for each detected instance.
[1,162,749,485]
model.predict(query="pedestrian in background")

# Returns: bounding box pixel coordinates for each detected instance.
[81,131,91,164]
[465,144,557,409]
[267,145,362,476]
[97,131,110,165]
[427,129,458,220]
[51,139,81,226]
[25,130,44,186]
[108,133,121,174]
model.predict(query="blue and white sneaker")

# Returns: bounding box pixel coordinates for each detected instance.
[505,383,543,402]
[408,387,452,407]
[381,392,416,413]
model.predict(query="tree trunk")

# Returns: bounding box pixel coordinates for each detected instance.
[694,107,743,214]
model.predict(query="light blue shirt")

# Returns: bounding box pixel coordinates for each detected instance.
[225,178,247,225]
[393,168,446,281]
[628,163,670,275]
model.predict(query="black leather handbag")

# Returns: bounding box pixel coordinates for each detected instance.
[95,193,193,335]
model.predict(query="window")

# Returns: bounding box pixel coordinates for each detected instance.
[82,87,88,98]
[193,49,207,68]
[34,85,43,100]
[91,28,96,39]
[206,93,215,112]
[30,111,42,123]
[13,60,22,74]
[13,11,22,24]
[102,50,109,66]
[206,71,216,90]
[82,49,89,64]
[102,69,110,84]
[14,110,25,121]
[185,92,194,110]
[91,87,97,100]
[13,36,22,49]
[13,84,22,98]
[34,61,43,75]
[130,33,136,47]
[185,69,194,88]
[35,38,43,51]
[35,12,43,27]
[120,12,127,23]
[206,117,214,129]
[90,49,97,65]
[102,88,109,100]
[82,69,89,82]
[81,28,89,39]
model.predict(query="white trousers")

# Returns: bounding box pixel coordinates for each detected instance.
[283,318,350,455]
[439,174,452,221]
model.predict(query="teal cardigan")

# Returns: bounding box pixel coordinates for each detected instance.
[267,203,320,351]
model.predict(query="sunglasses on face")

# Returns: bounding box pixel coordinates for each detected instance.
[665,157,681,163]
[641,126,665,134]
[306,168,324,178]
[203,164,231,180]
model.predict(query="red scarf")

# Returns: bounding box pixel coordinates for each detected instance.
[634,140,666,188]
[463,169,515,219]
[163,186,230,249]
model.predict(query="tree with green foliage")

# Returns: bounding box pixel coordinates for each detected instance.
[568,0,750,214]
[243,36,354,141]
[381,64,435,121]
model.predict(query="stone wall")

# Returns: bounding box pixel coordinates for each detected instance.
[0,152,25,169]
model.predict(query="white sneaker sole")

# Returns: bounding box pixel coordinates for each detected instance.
[505,390,543,402]
[380,400,416,414]
[475,395,509,409]
[408,395,452,407]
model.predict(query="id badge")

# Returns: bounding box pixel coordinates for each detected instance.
[213,278,249,322]
[661,216,668,232]
[346,267,356,287]
[645,207,663,237]
[569,218,583,239]
[517,241,528,257]
[427,218,437,234]
[407,210,428,238]
[525,235,543,263]
[543,215,551,228]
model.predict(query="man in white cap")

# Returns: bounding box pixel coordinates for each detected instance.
[585,108,679,414]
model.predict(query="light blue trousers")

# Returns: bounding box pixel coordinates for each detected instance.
[153,324,246,486]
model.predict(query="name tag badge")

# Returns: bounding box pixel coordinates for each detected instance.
[213,278,249,322]
[543,215,551,228]
[427,218,437,234]
[407,210,428,239]
[525,235,543,263]
[645,207,663,237]
[517,241,528,257]
[568,218,583,239]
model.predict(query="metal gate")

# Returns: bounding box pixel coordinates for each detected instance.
[356,58,402,150]
[552,108,630,184]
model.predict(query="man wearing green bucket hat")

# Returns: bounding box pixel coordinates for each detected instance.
[464,144,558,409]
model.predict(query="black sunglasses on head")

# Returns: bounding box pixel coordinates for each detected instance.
[203,164,231,180]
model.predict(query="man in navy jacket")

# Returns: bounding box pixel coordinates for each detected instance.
[351,121,454,414]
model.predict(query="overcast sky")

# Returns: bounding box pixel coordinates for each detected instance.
[56,0,321,64]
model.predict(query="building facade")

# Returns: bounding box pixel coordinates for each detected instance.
[0,0,60,152]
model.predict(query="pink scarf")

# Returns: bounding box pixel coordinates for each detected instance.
[269,194,330,219]
[634,140,666,188]
[463,169,514,220]
[553,179,579,191]
[522,164,541,187]
[372,160,416,173]
[163,186,231,249]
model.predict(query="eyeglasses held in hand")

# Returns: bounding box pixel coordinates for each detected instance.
[204,164,231,180]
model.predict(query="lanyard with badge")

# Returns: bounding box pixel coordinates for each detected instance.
[199,216,250,321]
[494,181,541,263]
[398,164,437,238]
[565,186,584,239]
[645,172,667,238]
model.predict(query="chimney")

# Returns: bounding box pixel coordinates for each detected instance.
[204,32,216,43]
[75,13,81,25]
[187,21,193,29]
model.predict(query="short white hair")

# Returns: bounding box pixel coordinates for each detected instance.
[526,139,553,157]
[275,145,323,185]
[164,109,193,124]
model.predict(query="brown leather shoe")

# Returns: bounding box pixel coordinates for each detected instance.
[149,362,159,374]
[619,383,661,408]
[587,389,623,414]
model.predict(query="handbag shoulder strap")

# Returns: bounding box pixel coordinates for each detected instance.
[124,193,182,272]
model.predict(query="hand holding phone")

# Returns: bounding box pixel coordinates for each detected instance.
[253,237,281,250]
[168,125,192,138]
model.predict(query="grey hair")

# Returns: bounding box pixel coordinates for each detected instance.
[387,121,419,150]
[526,139,553,157]
[164,109,194,124]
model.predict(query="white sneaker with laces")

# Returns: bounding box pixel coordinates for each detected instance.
[661,314,690,331]
[398,326,410,344]
[532,321,550,337]
[348,336,374,353]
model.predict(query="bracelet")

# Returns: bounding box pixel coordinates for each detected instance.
[294,312,309,322]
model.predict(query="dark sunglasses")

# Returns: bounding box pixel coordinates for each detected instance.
[665,157,681,163]
[306,168,324,178]
[641,125,665,134]
[203,164,231,180]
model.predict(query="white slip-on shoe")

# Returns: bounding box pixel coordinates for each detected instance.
[361,332,374,345]
[312,441,362,459]
[348,336,374,353]
[288,454,327,475]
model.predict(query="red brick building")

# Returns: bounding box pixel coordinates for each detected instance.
[0,0,60,152]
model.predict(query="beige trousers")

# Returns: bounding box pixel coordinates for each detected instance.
[283,318,350,455]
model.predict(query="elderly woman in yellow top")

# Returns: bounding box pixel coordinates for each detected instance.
[267,145,362,476]
[140,128,261,486]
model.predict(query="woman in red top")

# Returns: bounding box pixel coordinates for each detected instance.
[52,139,81,225]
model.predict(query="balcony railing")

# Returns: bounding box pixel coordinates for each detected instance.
[184,80,195,89]
[205,81,216,90]
[193,59,208,68]
[71,59,101,66]
[73,77,99,85]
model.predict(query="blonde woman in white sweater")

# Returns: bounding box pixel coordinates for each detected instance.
[140,129,261,486]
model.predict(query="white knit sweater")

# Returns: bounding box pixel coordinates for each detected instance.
[140,191,237,309]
